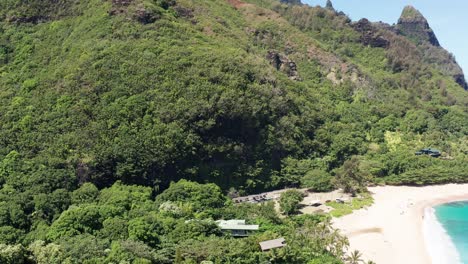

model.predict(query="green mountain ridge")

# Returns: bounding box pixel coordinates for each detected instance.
[0,0,466,262]
[0,0,466,201]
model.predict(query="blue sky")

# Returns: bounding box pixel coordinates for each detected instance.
[303,0,468,75]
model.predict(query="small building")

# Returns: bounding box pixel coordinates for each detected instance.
[259,238,287,251]
[216,220,259,237]
[415,148,441,157]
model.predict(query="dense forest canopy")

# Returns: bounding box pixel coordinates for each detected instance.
[0,0,466,262]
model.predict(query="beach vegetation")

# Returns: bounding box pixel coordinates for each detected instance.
[345,250,363,264]
[327,193,374,217]
[0,181,354,263]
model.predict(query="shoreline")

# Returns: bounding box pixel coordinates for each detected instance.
[418,192,468,264]
[423,207,461,264]
[332,184,468,264]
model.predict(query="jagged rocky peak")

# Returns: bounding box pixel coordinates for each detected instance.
[325,0,334,11]
[396,5,440,46]
[399,5,425,22]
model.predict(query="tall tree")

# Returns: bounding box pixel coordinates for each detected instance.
[334,156,370,196]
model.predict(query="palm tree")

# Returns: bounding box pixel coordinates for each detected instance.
[345,250,363,264]
[336,234,349,257]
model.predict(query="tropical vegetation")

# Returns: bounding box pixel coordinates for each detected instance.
[0,0,466,262]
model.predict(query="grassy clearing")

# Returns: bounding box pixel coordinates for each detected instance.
[326,193,374,218]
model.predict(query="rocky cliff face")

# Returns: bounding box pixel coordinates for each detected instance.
[266,51,301,81]
[454,74,468,90]
[396,5,440,46]
[395,5,467,90]
[353,19,389,48]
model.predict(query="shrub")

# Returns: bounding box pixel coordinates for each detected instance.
[279,189,304,215]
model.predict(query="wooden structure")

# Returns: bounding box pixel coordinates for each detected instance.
[259,238,286,251]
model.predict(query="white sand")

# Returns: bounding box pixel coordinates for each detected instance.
[423,207,461,264]
[332,184,468,264]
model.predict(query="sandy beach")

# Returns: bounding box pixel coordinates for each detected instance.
[332,184,468,264]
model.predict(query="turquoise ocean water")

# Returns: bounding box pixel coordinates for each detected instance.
[434,201,468,264]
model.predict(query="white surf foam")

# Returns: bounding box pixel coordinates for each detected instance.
[422,207,461,264]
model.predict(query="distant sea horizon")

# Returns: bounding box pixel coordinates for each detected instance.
[431,201,468,264]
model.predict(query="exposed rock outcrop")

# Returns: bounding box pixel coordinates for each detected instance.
[454,74,468,91]
[353,19,389,48]
[280,0,302,5]
[266,51,301,81]
[396,5,440,46]
[109,0,175,24]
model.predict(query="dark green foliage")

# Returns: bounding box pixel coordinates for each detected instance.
[128,213,165,248]
[0,0,465,206]
[169,219,221,242]
[57,234,109,263]
[0,226,24,244]
[71,183,99,205]
[220,201,282,228]
[334,156,370,196]
[0,181,348,263]
[155,180,227,212]
[301,169,334,192]
[400,110,435,133]
[176,236,263,263]
[0,0,466,261]
[99,217,129,240]
[279,158,317,187]
[279,189,304,215]
[47,205,103,240]
[105,240,158,264]
[0,0,83,23]
[385,162,468,185]
[34,189,71,223]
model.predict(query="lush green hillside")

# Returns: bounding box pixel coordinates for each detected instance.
[0,0,466,262]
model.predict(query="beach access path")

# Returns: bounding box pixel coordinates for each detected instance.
[332,184,468,264]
